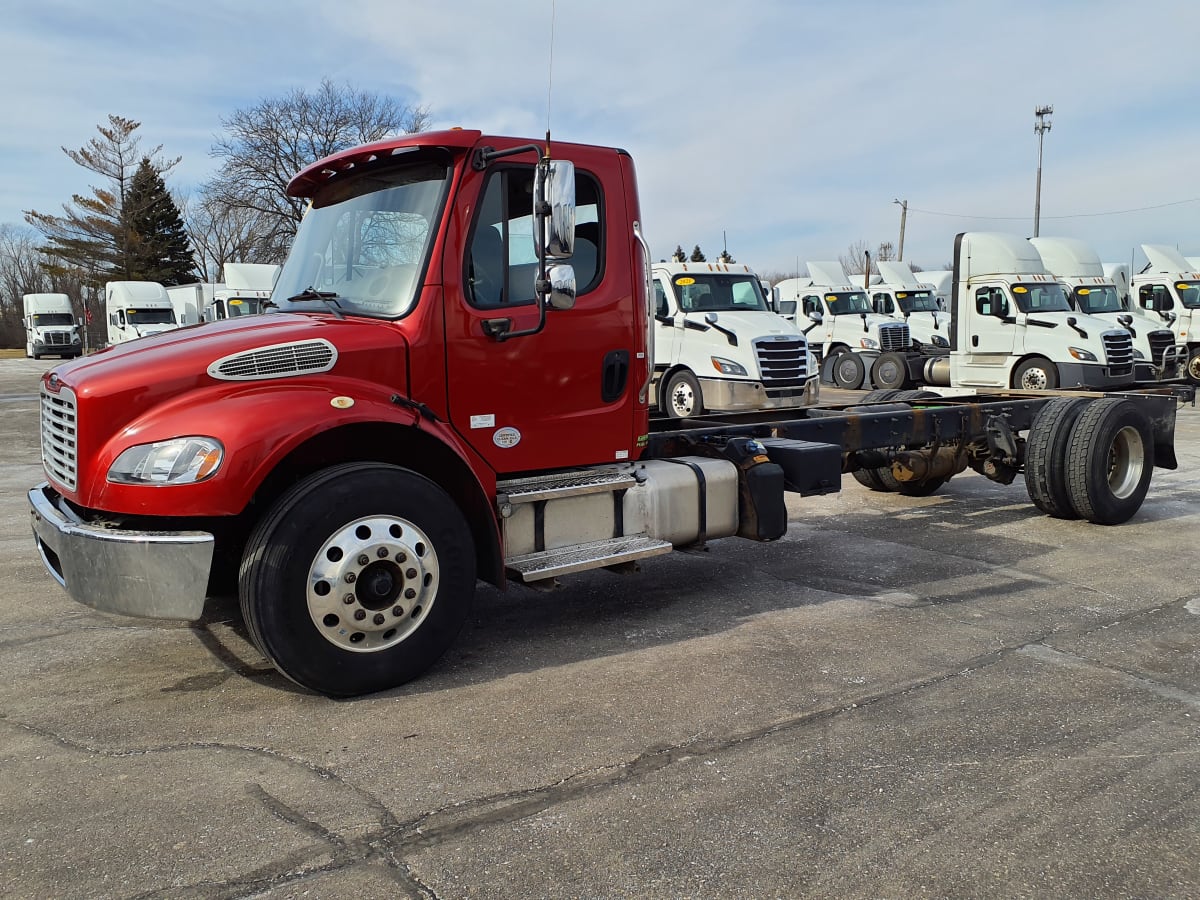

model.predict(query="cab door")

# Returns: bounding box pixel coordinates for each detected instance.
[442,152,644,474]
[955,284,1017,386]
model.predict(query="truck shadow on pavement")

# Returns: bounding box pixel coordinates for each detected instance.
[189,475,1194,697]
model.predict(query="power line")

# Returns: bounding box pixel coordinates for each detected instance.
[905,196,1200,221]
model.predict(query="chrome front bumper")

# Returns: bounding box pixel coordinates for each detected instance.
[28,483,214,620]
[698,375,820,412]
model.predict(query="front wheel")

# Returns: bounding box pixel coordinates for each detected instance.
[239,463,476,696]
[664,370,703,418]
[1186,347,1200,385]
[1013,358,1058,390]
[831,351,867,390]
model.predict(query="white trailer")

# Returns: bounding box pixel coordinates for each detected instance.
[23,293,82,360]
[105,281,178,346]
[166,283,218,326]
[1031,237,1185,384]
[775,261,913,390]
[1129,244,1200,383]
[651,261,817,417]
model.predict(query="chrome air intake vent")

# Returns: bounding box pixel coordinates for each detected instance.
[40,385,78,490]
[208,339,337,381]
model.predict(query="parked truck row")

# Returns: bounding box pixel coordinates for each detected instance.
[26,130,1194,698]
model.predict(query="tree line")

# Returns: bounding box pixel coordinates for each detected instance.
[0,79,429,348]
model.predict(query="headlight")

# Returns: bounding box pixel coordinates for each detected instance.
[711,356,748,376]
[859,338,879,349]
[108,437,224,485]
[1068,347,1097,362]
[931,334,949,348]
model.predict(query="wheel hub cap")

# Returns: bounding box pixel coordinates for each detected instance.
[307,515,439,652]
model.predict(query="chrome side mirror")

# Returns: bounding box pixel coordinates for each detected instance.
[544,264,576,310]
[533,160,575,260]
[704,312,719,325]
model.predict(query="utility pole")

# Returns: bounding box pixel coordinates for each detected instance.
[893,199,907,261]
[1033,105,1053,237]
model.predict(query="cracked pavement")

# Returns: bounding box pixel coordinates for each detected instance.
[2,360,1199,898]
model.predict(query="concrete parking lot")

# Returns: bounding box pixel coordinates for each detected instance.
[2,355,1199,898]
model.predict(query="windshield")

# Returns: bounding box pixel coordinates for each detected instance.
[1012,282,1071,314]
[225,297,266,317]
[32,313,73,326]
[896,290,939,313]
[1176,280,1200,309]
[273,158,449,318]
[673,274,768,313]
[824,291,871,315]
[128,308,176,325]
[1072,285,1124,315]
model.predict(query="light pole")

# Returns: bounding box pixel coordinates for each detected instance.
[893,198,907,261]
[1033,105,1053,237]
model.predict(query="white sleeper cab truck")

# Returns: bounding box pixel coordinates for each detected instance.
[652,261,817,417]
[919,270,952,310]
[870,260,951,347]
[105,281,178,346]
[1031,237,1185,384]
[209,262,280,320]
[1130,244,1200,384]
[22,293,81,360]
[775,260,913,389]
[916,232,1135,391]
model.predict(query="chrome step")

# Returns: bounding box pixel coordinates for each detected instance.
[506,534,673,582]
[497,468,637,505]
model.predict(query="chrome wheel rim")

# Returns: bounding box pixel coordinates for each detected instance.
[307,515,439,653]
[1108,425,1145,499]
[670,381,695,416]
[1020,367,1049,390]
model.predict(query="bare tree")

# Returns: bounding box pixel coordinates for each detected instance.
[205,79,431,254]
[839,240,898,278]
[180,191,287,281]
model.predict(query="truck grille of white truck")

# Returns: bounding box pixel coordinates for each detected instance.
[877,323,911,351]
[753,336,809,389]
[40,385,78,490]
[45,331,71,346]
[1147,330,1175,365]
[1101,330,1134,375]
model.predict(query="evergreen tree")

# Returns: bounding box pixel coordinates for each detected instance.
[689,245,706,262]
[671,245,687,262]
[125,158,196,285]
[717,249,735,263]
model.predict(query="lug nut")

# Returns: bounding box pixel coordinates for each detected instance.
[353,609,366,621]
[344,572,356,583]
[376,547,388,558]
[404,588,417,600]
[358,554,370,566]
[396,552,407,563]
[343,594,355,605]
[405,568,417,579]
[392,605,403,616]
[373,613,386,625]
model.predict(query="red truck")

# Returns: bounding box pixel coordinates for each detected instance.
[28,129,1191,697]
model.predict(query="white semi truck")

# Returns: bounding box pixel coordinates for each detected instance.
[1129,244,1200,383]
[165,263,281,326]
[774,261,913,390]
[105,281,178,346]
[1031,237,1185,385]
[911,233,1135,391]
[652,261,817,417]
[869,261,951,346]
[22,293,82,360]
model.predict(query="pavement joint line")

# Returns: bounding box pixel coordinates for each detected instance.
[1020,641,1200,712]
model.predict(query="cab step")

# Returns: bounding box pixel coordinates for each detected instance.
[497,468,637,505]
[505,533,672,582]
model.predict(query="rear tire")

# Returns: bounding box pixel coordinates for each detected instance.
[871,351,912,390]
[1024,397,1090,519]
[831,351,866,390]
[1063,399,1154,525]
[239,463,476,696]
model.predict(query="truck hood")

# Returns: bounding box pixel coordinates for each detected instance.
[44,313,410,463]
[685,309,801,341]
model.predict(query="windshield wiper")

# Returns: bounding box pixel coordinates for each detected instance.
[286,287,345,319]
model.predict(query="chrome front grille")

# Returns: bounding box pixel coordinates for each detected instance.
[754,335,809,389]
[45,331,71,346]
[1102,330,1134,374]
[207,339,337,381]
[40,386,78,490]
[1147,330,1174,365]
[877,322,911,352]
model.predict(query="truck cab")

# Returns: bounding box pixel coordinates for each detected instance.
[1031,237,1185,385]
[105,281,178,345]
[1129,244,1200,384]
[651,261,816,417]
[869,260,951,349]
[775,261,913,389]
[22,293,82,360]
[934,233,1135,390]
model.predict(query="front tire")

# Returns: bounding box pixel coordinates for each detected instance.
[1186,347,1200,385]
[239,463,476,696]
[664,370,704,418]
[831,351,866,390]
[1013,357,1058,390]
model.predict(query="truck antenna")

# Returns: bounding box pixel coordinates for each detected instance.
[544,0,557,157]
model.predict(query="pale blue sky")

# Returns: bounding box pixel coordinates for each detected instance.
[4,0,1199,275]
